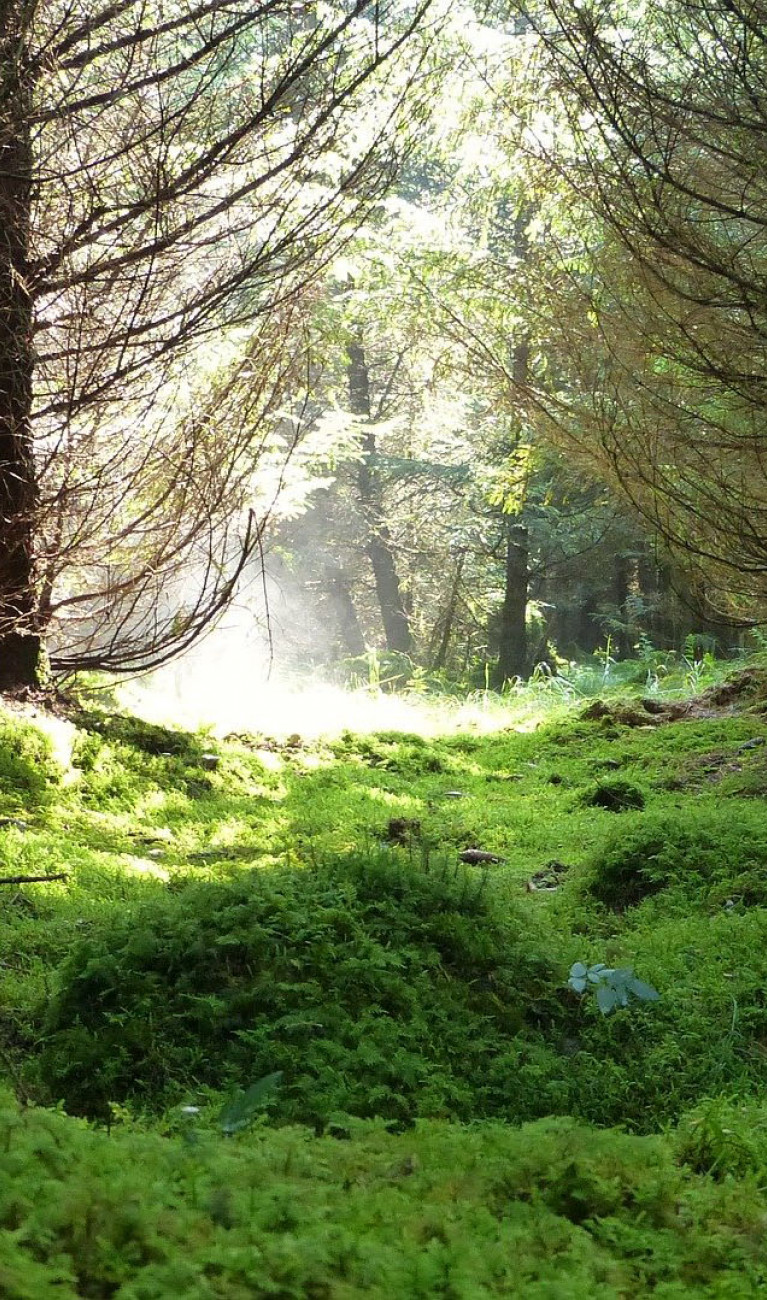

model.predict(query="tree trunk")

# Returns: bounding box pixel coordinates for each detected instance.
[432,550,466,671]
[496,521,529,684]
[494,222,530,687]
[612,554,637,658]
[0,5,41,688]
[324,563,366,657]
[347,339,412,655]
[638,555,677,648]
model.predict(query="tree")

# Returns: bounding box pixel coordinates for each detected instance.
[265,8,706,681]
[0,0,437,686]
[517,0,767,617]
[347,336,413,654]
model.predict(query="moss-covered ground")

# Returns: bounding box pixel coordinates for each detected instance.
[4,669,767,1294]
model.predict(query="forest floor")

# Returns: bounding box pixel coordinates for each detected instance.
[3,665,767,1295]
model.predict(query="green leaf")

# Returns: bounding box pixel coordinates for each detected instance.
[629,977,660,1002]
[596,985,619,1015]
[218,1072,283,1135]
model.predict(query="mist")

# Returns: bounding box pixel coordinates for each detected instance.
[118,573,534,741]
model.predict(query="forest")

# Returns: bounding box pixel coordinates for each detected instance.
[3,0,767,1295]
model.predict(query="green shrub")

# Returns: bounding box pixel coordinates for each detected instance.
[38,853,560,1125]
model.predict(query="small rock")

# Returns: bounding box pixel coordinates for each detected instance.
[738,738,766,752]
[0,817,30,831]
[201,752,220,771]
[444,790,468,799]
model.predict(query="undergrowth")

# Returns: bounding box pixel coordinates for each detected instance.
[37,854,559,1126]
[5,1092,767,1298]
[2,659,767,1293]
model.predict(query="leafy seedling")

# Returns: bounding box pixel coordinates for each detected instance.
[569,962,659,1015]
[218,1072,283,1135]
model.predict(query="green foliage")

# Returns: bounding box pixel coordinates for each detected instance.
[583,806,767,909]
[38,853,558,1125]
[568,962,660,1014]
[4,1093,767,1297]
[0,720,60,802]
[332,650,420,692]
[5,679,767,1291]
[674,1097,767,1180]
[218,1072,284,1134]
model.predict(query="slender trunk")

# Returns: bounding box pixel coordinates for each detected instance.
[496,521,529,684]
[324,563,366,657]
[432,550,465,670]
[0,5,41,687]
[495,232,530,685]
[612,554,636,658]
[347,339,412,655]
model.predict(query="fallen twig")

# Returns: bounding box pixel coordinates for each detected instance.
[0,873,69,885]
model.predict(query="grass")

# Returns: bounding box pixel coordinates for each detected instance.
[3,657,767,1293]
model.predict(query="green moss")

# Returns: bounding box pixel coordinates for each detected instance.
[0,719,61,803]
[2,1094,767,1298]
[582,805,767,909]
[38,853,559,1124]
[4,683,767,1290]
[578,778,647,813]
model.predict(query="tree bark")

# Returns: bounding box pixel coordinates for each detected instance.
[347,339,412,655]
[494,220,530,687]
[496,521,529,684]
[0,4,41,688]
[324,563,366,657]
[638,555,677,649]
[432,550,465,671]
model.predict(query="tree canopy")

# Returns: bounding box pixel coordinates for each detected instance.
[0,0,438,683]
[0,0,763,689]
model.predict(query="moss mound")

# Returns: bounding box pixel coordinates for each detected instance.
[580,778,646,813]
[584,806,767,909]
[38,854,559,1125]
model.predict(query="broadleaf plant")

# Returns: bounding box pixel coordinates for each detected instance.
[218,1072,284,1135]
[569,963,659,1015]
